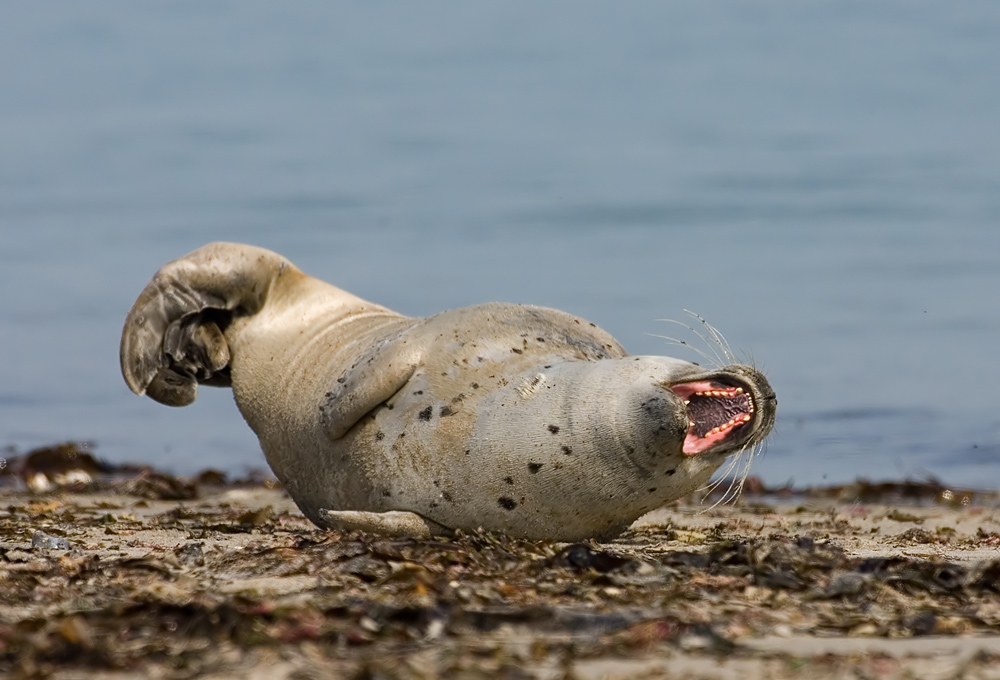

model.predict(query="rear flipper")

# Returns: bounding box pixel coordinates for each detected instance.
[120,242,293,406]
[318,509,453,538]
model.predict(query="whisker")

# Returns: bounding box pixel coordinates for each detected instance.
[698,462,733,496]
[654,319,726,367]
[684,310,737,364]
[732,446,757,500]
[700,466,733,496]
[666,318,728,366]
[695,312,736,364]
[700,439,763,511]
[699,451,744,509]
[721,453,748,504]
[703,472,740,511]
[646,333,721,367]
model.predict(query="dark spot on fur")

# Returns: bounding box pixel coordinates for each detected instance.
[648,487,657,493]
[440,406,455,417]
[337,376,346,384]
[397,432,405,439]
[528,463,543,474]
[589,322,596,327]
[386,403,394,410]
[430,502,438,509]
[375,431,385,441]
[511,348,523,354]
[504,476,514,485]
[418,406,433,421]
[382,490,391,497]
[536,337,546,342]
[413,390,423,395]
[667,468,677,476]
[471,382,480,390]
[561,445,572,455]
[626,447,635,455]
[451,393,465,403]
[547,424,560,434]
[465,449,471,455]
[442,491,453,502]
[498,497,517,510]
[433,479,440,487]
[544,365,552,369]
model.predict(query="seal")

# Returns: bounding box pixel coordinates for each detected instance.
[121,242,777,541]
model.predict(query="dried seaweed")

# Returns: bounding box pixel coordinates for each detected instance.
[2,447,1000,678]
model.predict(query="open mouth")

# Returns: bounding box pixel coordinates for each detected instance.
[669,379,755,455]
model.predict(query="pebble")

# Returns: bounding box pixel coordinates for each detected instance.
[31,529,72,550]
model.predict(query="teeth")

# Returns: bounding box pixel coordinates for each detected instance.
[693,388,741,398]
[701,416,753,438]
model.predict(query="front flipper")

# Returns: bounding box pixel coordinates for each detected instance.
[319,509,452,538]
[121,243,293,406]
[319,326,424,439]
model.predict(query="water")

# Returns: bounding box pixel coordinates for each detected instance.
[2,2,999,488]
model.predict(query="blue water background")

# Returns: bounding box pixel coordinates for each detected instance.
[2,2,999,487]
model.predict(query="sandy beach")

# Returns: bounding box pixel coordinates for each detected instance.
[2,447,999,679]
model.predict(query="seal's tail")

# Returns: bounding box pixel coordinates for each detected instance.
[120,242,292,406]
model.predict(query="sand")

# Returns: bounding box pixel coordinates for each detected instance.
[2,476,1000,679]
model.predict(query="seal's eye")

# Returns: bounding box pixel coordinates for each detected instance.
[669,380,754,455]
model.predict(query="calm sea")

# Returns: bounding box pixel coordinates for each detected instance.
[2,2,999,488]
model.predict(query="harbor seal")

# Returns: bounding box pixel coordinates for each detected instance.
[121,242,777,541]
